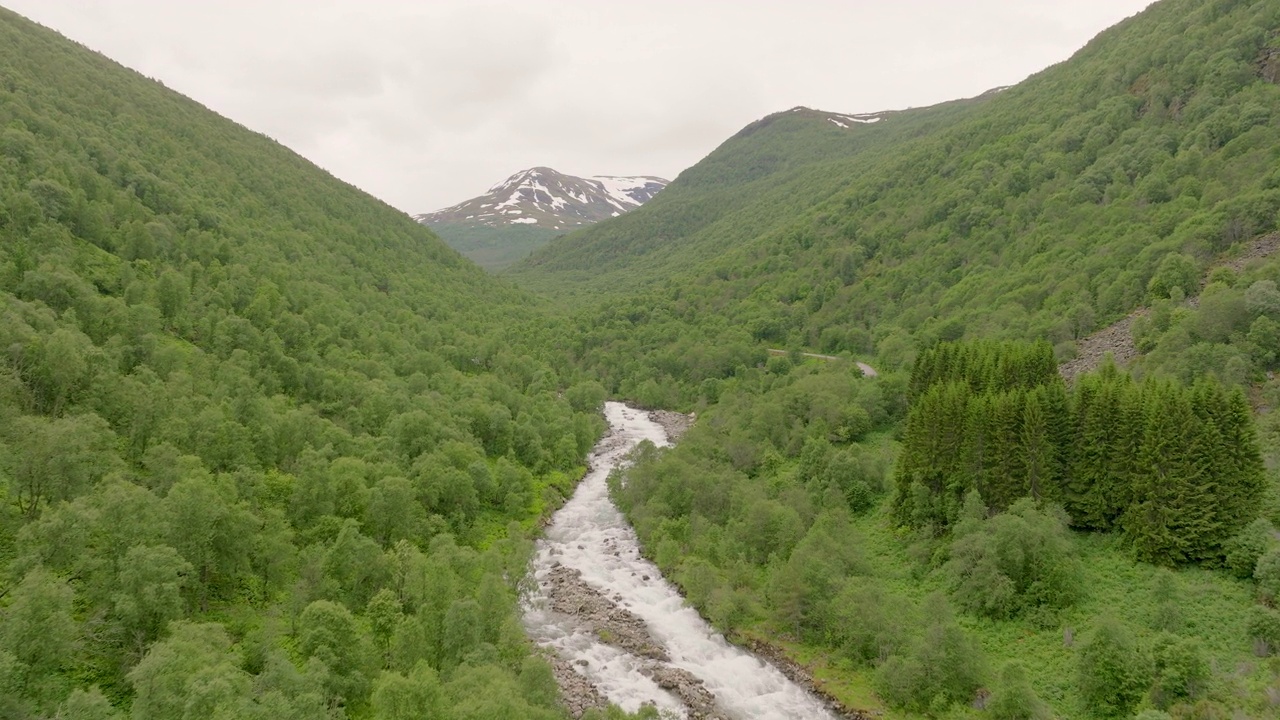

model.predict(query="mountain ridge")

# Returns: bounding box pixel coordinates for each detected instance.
[417,166,668,231]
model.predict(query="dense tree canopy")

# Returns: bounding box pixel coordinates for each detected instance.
[0,7,611,717]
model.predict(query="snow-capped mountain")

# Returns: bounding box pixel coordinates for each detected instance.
[416,167,668,231]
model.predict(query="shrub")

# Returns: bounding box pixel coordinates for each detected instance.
[1247,606,1280,656]
[986,661,1050,720]
[1225,518,1277,579]
[1255,547,1280,602]
[1076,617,1149,718]
[946,498,1083,618]
[1149,633,1209,709]
[874,593,986,713]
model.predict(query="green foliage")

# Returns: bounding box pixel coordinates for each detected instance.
[0,6,602,715]
[1254,547,1280,603]
[1149,632,1209,709]
[370,663,444,720]
[426,222,562,271]
[986,661,1051,720]
[946,497,1083,619]
[513,0,1280,416]
[1076,617,1150,718]
[127,622,254,720]
[1148,253,1200,300]
[0,567,76,709]
[897,341,1265,565]
[873,593,986,714]
[1246,605,1280,656]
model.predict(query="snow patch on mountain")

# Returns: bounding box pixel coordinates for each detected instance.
[417,167,668,230]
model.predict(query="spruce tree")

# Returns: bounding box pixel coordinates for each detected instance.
[1039,379,1073,504]
[961,394,995,505]
[1065,373,1103,527]
[1213,388,1266,546]
[1125,381,1196,565]
[1021,388,1056,503]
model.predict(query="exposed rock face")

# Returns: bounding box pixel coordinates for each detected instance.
[740,639,877,720]
[1058,310,1144,382]
[642,664,726,720]
[547,654,610,719]
[1059,232,1280,382]
[1259,47,1280,84]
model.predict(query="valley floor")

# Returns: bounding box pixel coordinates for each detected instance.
[737,499,1267,719]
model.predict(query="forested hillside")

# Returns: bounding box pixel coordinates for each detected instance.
[0,8,624,719]
[426,223,562,271]
[519,0,1280,410]
[511,101,987,294]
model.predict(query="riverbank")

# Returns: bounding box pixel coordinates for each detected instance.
[647,408,694,441]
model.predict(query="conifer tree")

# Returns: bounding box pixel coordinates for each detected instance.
[961,394,995,503]
[1021,388,1056,503]
[1125,382,1196,565]
[986,389,1028,512]
[1209,387,1266,550]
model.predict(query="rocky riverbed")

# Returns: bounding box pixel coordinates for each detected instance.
[523,402,849,720]
[647,408,694,441]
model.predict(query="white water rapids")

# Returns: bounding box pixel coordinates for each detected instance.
[522,402,841,719]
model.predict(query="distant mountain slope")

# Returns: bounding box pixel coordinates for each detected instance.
[419,167,667,230]
[508,96,990,292]
[514,0,1280,407]
[0,7,599,716]
[417,167,666,270]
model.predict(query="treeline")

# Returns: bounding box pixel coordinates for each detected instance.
[894,341,1265,565]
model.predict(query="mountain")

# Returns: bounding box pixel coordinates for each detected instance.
[419,167,667,230]
[508,96,990,291]
[515,0,1280,406]
[417,167,667,270]
[0,7,603,717]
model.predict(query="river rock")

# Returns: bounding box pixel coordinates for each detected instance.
[546,565,669,661]
[548,654,609,719]
[648,409,694,441]
[642,664,727,720]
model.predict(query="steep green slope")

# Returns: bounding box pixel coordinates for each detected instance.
[521,0,1280,410]
[510,101,990,295]
[0,8,615,719]
[427,222,562,271]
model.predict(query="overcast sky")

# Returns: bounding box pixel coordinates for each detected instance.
[9,1,1155,214]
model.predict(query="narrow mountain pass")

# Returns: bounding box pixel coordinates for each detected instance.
[522,402,845,720]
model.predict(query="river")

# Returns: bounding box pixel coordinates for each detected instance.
[522,402,842,719]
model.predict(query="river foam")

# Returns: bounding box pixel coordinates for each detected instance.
[522,402,841,719]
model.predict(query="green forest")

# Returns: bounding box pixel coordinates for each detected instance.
[5,0,1280,718]
[425,223,562,272]
[0,7,625,719]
